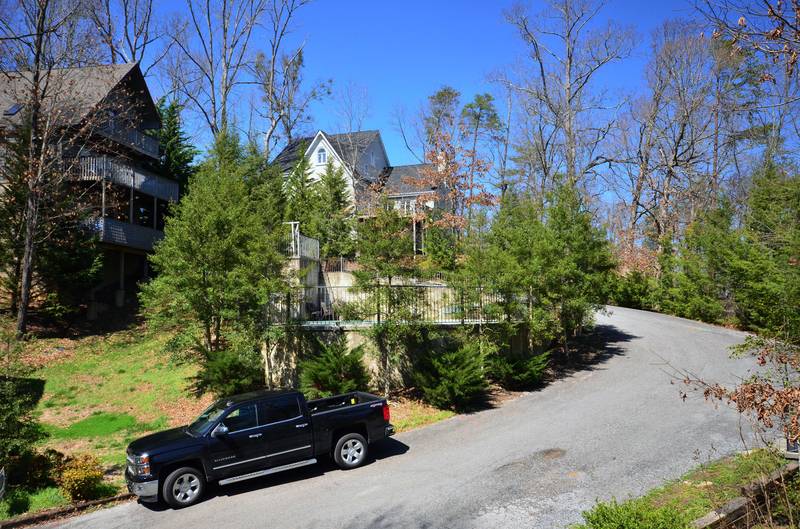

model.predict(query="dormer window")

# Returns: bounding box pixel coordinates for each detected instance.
[317,148,327,164]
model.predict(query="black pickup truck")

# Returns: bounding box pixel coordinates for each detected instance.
[125,389,394,508]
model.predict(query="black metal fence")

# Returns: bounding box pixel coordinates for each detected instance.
[269,285,528,325]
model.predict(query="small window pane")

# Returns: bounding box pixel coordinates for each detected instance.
[317,149,326,164]
[258,395,300,425]
[223,404,258,432]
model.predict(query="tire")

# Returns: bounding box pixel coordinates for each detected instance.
[162,466,205,508]
[333,433,368,470]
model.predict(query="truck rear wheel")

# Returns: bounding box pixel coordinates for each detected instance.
[162,466,205,508]
[334,433,368,469]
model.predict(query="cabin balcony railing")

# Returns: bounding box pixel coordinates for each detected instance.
[87,217,163,252]
[75,156,178,202]
[98,123,160,159]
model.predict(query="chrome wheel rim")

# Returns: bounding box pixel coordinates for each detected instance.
[341,439,364,465]
[172,472,201,503]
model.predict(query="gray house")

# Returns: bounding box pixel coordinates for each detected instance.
[0,63,178,314]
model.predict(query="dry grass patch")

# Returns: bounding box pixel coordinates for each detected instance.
[390,397,455,432]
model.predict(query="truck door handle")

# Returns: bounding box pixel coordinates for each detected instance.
[295,423,308,428]
[249,433,262,439]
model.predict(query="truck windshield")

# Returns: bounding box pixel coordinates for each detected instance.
[187,401,227,436]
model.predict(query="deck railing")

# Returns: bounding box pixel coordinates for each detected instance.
[98,123,160,158]
[269,284,527,326]
[75,156,179,201]
[285,222,320,260]
[87,217,164,252]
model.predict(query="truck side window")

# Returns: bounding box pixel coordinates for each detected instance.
[223,404,258,432]
[259,395,301,425]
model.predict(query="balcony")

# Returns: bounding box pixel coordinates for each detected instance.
[285,222,320,261]
[75,156,178,201]
[89,217,164,252]
[98,123,160,159]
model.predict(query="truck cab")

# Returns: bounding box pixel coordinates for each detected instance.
[125,389,394,508]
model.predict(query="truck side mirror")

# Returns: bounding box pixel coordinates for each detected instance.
[212,423,229,438]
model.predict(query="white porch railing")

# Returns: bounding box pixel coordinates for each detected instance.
[285,221,320,260]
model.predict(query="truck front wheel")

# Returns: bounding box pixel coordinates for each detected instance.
[334,433,368,469]
[162,466,205,508]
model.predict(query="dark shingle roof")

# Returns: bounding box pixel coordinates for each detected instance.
[383,163,434,195]
[0,63,152,129]
[272,135,314,172]
[271,130,381,173]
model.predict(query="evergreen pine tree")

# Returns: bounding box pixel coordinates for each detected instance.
[141,129,285,395]
[284,153,321,239]
[156,98,196,195]
[299,337,370,399]
[315,161,355,258]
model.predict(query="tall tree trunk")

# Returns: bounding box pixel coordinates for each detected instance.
[16,192,39,336]
[16,0,48,337]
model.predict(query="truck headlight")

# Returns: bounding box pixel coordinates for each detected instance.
[133,455,150,476]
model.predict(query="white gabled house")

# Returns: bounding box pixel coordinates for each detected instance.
[272,129,441,220]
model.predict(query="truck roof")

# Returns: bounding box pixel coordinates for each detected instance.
[221,388,300,407]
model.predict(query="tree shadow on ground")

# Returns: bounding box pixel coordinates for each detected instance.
[20,308,144,340]
[459,323,639,414]
[139,438,410,512]
[547,323,639,381]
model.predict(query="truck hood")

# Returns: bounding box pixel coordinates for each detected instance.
[127,426,199,456]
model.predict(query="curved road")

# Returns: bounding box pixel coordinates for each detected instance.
[46,307,757,529]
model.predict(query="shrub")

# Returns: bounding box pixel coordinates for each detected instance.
[191,344,265,397]
[1,488,31,517]
[57,454,104,503]
[299,338,370,399]
[486,351,549,390]
[610,271,656,310]
[574,498,688,529]
[415,340,488,411]
[8,449,65,489]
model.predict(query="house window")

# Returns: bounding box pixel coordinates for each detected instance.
[317,148,327,164]
[133,190,155,228]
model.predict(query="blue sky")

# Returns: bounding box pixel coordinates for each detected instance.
[155,0,701,164]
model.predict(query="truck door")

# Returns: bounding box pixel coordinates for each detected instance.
[258,394,314,467]
[208,403,269,478]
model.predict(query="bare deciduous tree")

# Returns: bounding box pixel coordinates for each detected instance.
[503,0,632,190]
[166,0,268,135]
[254,0,330,159]
[86,0,169,75]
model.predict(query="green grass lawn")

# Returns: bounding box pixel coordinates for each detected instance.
[0,487,69,520]
[32,327,200,472]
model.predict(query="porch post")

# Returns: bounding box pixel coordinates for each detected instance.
[115,251,126,308]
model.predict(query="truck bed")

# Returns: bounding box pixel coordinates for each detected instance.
[306,391,382,415]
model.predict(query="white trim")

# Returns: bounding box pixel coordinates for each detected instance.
[266,444,312,458]
[211,444,312,470]
[212,455,268,470]
[217,459,317,486]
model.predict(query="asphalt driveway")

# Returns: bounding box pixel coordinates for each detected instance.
[44,307,756,529]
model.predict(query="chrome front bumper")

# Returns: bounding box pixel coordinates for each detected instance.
[127,478,159,501]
